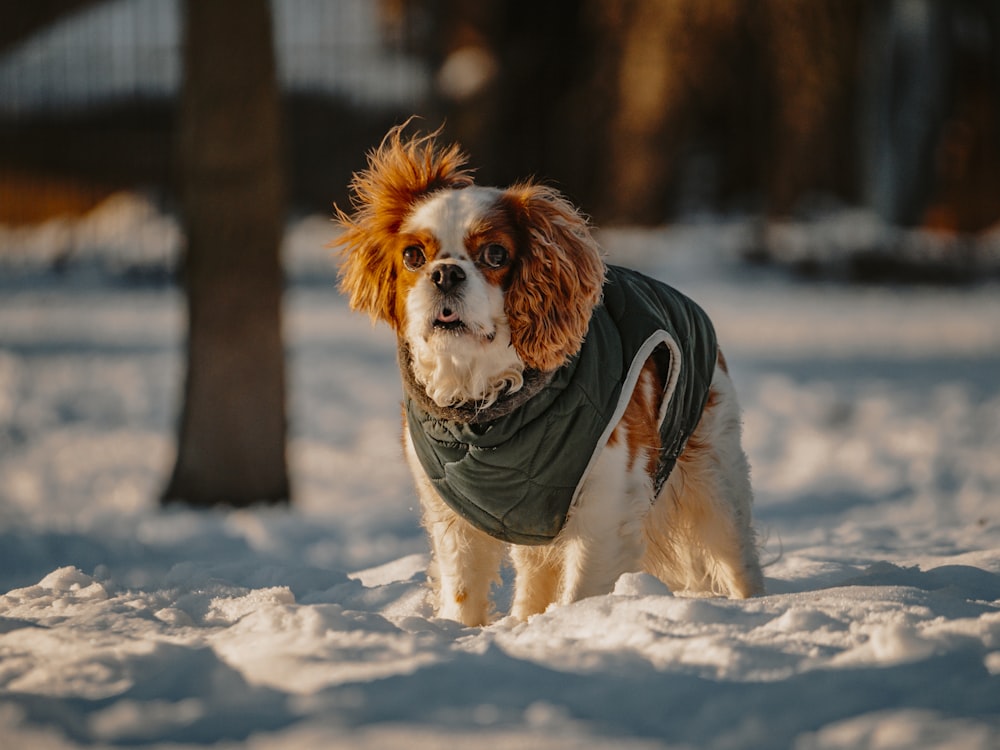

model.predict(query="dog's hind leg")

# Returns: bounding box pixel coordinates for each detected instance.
[642,367,764,598]
[554,437,652,605]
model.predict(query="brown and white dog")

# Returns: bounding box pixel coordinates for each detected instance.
[334,126,764,626]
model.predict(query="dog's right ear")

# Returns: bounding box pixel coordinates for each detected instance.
[502,182,606,372]
[331,123,474,326]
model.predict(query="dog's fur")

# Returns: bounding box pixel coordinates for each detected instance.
[335,126,764,626]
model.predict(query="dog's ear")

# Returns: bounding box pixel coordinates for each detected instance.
[332,124,474,326]
[503,183,606,372]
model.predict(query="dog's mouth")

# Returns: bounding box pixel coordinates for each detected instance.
[429,307,496,342]
[433,307,466,332]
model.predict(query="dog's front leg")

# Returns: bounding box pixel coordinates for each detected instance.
[405,431,502,626]
[424,502,503,626]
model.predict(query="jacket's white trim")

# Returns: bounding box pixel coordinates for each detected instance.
[570,330,682,508]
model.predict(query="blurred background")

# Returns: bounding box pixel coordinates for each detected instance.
[3,0,1000,264]
[2,9,1000,743]
[2,0,1000,509]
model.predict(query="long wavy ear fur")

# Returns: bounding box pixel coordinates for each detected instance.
[503,183,606,372]
[331,124,474,326]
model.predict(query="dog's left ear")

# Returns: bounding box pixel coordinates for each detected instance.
[503,183,606,372]
[332,124,473,327]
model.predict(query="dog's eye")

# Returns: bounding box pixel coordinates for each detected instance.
[402,246,426,271]
[480,243,509,269]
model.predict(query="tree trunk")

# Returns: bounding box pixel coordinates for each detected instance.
[163,0,289,507]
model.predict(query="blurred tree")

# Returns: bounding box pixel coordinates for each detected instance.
[861,0,1000,233]
[399,0,606,210]
[398,0,861,224]
[595,0,861,222]
[860,0,953,228]
[757,0,861,217]
[163,0,290,507]
[595,1,745,223]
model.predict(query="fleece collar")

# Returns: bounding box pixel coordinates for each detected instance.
[397,339,555,426]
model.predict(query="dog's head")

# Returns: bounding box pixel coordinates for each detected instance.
[334,125,605,408]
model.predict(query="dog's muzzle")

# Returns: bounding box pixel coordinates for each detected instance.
[431,262,466,294]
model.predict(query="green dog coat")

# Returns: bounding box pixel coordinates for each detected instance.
[402,265,718,545]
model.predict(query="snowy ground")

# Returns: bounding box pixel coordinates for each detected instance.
[1,208,999,748]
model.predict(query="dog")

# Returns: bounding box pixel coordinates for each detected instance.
[334,126,764,626]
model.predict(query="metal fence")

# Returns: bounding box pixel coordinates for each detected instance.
[0,0,427,246]
[0,0,428,114]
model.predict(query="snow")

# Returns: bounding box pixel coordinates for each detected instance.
[1,207,999,748]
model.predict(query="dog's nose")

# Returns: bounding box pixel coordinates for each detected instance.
[431,263,466,293]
